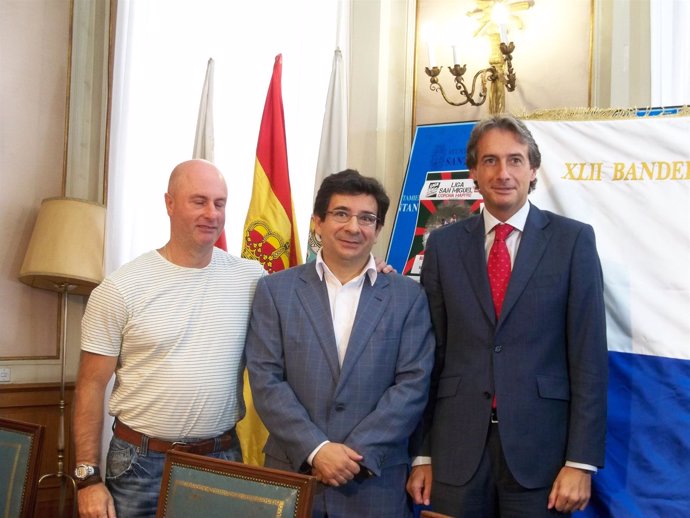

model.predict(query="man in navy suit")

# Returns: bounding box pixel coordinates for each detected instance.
[246,169,435,518]
[407,115,608,517]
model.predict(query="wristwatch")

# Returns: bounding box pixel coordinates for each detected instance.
[74,464,99,480]
[74,464,102,489]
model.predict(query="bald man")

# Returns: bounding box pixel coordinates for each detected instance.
[73,160,266,518]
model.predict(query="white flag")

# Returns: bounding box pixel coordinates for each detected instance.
[193,57,215,162]
[192,57,226,250]
[306,48,348,261]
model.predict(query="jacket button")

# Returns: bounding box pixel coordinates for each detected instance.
[335,403,345,412]
[494,345,502,353]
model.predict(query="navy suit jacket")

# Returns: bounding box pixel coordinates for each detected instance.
[416,203,608,489]
[246,261,435,517]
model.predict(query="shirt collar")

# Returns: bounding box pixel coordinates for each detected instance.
[483,200,531,235]
[315,249,377,286]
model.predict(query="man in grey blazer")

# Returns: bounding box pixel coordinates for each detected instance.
[407,115,608,518]
[246,169,435,518]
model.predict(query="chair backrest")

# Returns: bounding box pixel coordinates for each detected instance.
[420,511,455,518]
[0,417,45,518]
[156,450,316,518]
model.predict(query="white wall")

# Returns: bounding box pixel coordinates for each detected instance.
[0,0,71,382]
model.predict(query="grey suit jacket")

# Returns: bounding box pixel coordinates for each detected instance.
[416,203,608,489]
[245,261,435,517]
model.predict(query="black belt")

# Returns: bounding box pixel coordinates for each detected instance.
[491,407,499,424]
[114,418,233,454]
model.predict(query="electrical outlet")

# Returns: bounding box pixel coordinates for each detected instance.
[0,367,10,382]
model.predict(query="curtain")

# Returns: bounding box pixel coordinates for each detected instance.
[650,0,690,106]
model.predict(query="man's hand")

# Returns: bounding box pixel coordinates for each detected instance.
[77,483,117,518]
[374,256,396,274]
[406,464,432,506]
[311,443,363,487]
[547,466,592,513]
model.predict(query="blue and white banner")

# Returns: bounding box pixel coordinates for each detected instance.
[526,116,690,517]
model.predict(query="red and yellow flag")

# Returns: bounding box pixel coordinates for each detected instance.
[241,54,302,272]
[237,54,302,466]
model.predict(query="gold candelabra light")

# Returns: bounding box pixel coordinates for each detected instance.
[423,0,533,114]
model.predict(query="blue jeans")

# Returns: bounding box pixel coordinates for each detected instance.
[106,430,242,518]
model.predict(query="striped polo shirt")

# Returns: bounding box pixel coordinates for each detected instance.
[81,247,265,440]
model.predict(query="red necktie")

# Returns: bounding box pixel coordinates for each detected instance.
[488,223,514,318]
[488,223,514,412]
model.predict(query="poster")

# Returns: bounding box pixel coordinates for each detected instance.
[386,121,476,275]
[404,172,482,277]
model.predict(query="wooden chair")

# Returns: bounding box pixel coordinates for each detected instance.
[420,511,455,518]
[0,417,45,518]
[156,450,316,518]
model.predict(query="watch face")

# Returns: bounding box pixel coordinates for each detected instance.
[75,465,94,479]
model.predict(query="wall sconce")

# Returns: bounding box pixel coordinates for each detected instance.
[424,0,534,114]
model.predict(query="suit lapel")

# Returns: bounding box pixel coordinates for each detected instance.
[295,265,341,381]
[500,205,551,324]
[337,273,390,391]
[462,216,496,322]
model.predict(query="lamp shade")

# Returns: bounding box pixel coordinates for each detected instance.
[19,197,106,296]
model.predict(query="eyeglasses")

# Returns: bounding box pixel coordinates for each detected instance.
[326,210,379,227]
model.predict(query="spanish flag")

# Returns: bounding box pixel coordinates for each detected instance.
[237,54,302,466]
[241,54,302,272]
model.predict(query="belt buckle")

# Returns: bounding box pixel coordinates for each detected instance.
[490,408,499,424]
[170,441,190,452]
